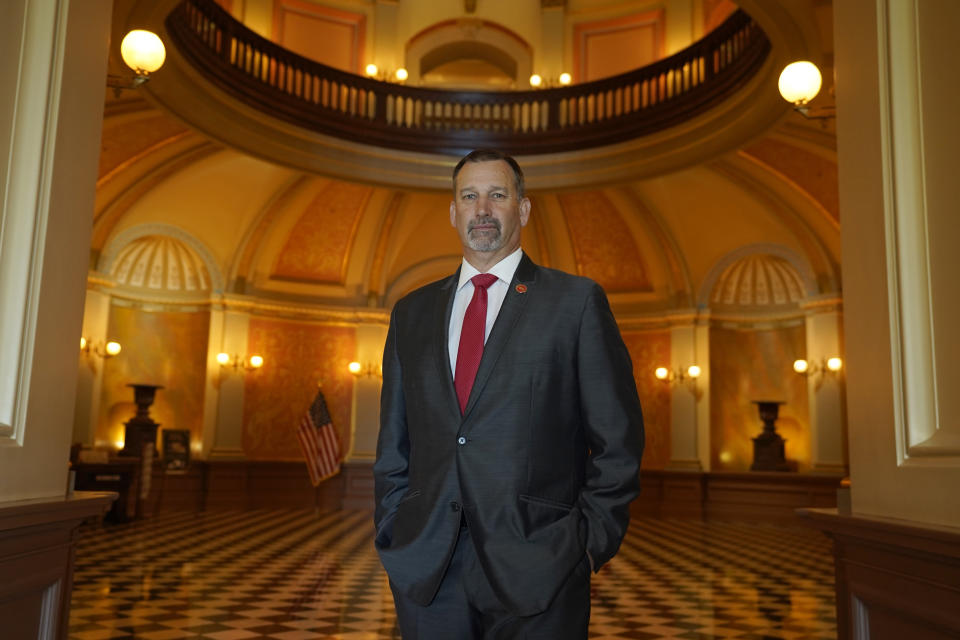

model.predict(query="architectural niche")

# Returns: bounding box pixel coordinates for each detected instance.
[108,235,212,297]
[405,19,533,88]
[710,253,807,321]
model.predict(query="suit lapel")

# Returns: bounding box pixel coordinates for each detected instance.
[434,267,460,418]
[462,254,538,419]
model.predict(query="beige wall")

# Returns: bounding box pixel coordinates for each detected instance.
[835,0,960,525]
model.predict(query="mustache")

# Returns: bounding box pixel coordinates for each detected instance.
[467,218,502,233]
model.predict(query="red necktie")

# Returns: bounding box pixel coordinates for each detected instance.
[454,273,498,414]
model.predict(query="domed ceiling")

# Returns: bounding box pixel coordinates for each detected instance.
[92,93,840,320]
[97,0,839,321]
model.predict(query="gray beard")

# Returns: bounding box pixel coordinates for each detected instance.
[467,220,503,252]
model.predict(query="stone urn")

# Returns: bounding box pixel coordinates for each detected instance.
[119,383,163,458]
[750,400,792,471]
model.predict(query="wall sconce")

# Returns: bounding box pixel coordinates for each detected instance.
[778,61,835,120]
[364,64,408,83]
[107,29,166,95]
[80,337,122,359]
[217,352,264,373]
[654,364,703,399]
[348,361,381,378]
[529,72,572,89]
[793,356,842,389]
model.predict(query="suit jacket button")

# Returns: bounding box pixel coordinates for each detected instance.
[457,436,466,445]
[450,502,461,511]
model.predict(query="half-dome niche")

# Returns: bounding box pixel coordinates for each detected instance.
[109,235,211,294]
[710,253,807,310]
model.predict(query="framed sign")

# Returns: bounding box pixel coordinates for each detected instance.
[162,429,191,471]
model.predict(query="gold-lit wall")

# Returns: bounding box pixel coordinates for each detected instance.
[622,330,671,469]
[709,325,809,471]
[98,306,210,450]
[242,318,356,460]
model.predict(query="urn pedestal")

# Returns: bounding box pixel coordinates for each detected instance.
[119,383,163,458]
[750,400,791,472]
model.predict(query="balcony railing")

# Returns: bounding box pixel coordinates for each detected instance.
[166,0,770,156]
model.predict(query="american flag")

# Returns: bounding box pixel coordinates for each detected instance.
[296,387,340,486]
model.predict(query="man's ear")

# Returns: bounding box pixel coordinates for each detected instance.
[450,200,457,227]
[519,197,531,227]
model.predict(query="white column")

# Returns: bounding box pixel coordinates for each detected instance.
[666,320,711,471]
[835,0,960,525]
[347,323,387,461]
[0,0,112,502]
[804,300,846,473]
[199,303,225,458]
[71,287,112,447]
[207,309,251,460]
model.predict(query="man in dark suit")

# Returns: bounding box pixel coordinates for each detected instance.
[374,149,644,639]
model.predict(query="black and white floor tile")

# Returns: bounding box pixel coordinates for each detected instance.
[69,509,836,639]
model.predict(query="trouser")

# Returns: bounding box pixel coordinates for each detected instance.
[390,524,591,639]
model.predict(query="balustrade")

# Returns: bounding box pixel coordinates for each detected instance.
[167,0,769,155]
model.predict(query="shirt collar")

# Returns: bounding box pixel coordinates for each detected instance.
[457,247,524,292]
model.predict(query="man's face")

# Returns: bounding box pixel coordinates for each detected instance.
[450,160,530,260]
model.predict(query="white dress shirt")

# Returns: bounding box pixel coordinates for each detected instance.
[448,248,524,375]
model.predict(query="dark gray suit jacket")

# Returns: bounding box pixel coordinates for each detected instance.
[374,253,644,616]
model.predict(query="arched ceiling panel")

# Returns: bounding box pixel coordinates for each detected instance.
[105,149,297,274]
[99,113,191,185]
[634,164,823,299]
[270,180,373,285]
[742,138,839,223]
[380,191,461,293]
[557,191,652,293]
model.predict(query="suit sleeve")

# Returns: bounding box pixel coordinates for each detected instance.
[576,283,644,570]
[373,306,410,535]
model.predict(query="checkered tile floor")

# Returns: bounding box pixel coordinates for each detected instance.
[69,509,837,639]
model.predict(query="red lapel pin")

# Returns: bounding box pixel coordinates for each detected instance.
[515,284,527,294]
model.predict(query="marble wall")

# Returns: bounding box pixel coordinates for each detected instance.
[243,318,356,460]
[622,329,671,469]
[99,306,210,451]
[709,325,809,471]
